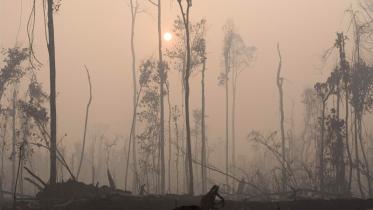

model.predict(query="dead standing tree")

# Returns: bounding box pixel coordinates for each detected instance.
[220,21,234,193]
[47,0,58,184]
[76,66,93,179]
[314,81,331,197]
[158,0,166,194]
[124,59,151,192]
[229,30,256,185]
[0,47,29,194]
[129,0,140,192]
[177,0,194,196]
[201,55,207,194]
[350,63,373,198]
[172,106,181,193]
[336,32,352,194]
[276,43,286,193]
[166,16,188,193]
[137,59,162,193]
[190,19,208,194]
[12,88,17,194]
[146,0,166,194]
[167,17,207,194]
[166,82,172,193]
[124,0,143,192]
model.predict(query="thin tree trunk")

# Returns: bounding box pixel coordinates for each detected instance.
[337,33,350,194]
[276,43,286,192]
[358,116,371,197]
[231,68,238,192]
[76,66,92,179]
[125,85,144,191]
[130,0,139,193]
[177,0,194,195]
[19,112,30,195]
[91,137,96,185]
[0,115,7,207]
[344,71,351,192]
[174,109,180,194]
[354,112,364,197]
[201,58,207,194]
[166,83,172,193]
[320,101,326,196]
[194,123,198,190]
[181,76,187,194]
[232,80,236,171]
[157,0,166,195]
[224,41,230,194]
[12,89,17,193]
[47,0,57,185]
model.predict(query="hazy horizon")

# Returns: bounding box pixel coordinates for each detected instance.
[0,0,366,193]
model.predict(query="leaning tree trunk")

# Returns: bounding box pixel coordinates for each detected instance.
[76,66,92,179]
[47,0,57,185]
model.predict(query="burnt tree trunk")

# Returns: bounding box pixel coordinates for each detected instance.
[47,0,57,185]
[201,58,207,194]
[158,0,166,195]
[12,88,16,192]
[76,66,92,179]
[276,43,287,192]
[130,0,139,192]
[177,0,194,195]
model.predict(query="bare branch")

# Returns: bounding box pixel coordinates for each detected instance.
[146,0,158,7]
[24,167,46,187]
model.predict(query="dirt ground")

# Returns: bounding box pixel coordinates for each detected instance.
[5,196,373,210]
[4,180,373,210]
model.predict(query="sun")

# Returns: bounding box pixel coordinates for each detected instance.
[163,32,173,42]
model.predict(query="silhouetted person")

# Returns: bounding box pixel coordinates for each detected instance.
[200,185,225,210]
[139,184,148,196]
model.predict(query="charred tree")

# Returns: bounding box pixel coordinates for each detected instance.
[47,0,58,184]
[336,32,350,194]
[157,0,166,195]
[177,0,194,195]
[11,88,17,193]
[276,43,286,192]
[129,0,139,193]
[315,82,331,197]
[166,82,172,193]
[221,21,234,193]
[172,106,181,193]
[76,66,92,179]
[201,56,207,194]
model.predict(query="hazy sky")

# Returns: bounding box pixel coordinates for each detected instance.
[0,0,358,157]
